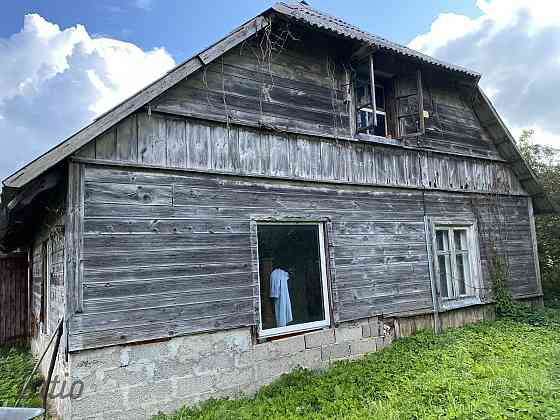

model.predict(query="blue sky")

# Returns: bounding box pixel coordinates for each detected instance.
[0,1,482,64]
[1,0,559,182]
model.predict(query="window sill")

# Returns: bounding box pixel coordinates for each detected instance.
[355,133,402,147]
[439,295,482,312]
[258,320,330,341]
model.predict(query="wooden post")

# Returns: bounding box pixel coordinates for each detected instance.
[528,198,543,295]
[369,54,377,127]
[416,69,425,135]
[42,319,63,411]
[424,216,441,334]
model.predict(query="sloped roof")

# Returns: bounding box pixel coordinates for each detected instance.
[271,2,481,78]
[1,2,553,214]
[472,87,557,213]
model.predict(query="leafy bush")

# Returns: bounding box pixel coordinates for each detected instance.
[517,129,560,305]
[0,346,42,408]
[155,312,560,420]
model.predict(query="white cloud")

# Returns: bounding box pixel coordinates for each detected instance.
[409,0,560,148]
[0,14,175,182]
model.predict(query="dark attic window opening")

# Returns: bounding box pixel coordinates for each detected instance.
[354,55,390,138]
[256,223,331,339]
[355,80,388,137]
[353,53,426,142]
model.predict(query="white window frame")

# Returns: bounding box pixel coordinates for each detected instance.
[431,220,483,310]
[255,221,331,339]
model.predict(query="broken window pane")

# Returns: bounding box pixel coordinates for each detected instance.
[257,224,329,334]
[373,113,387,137]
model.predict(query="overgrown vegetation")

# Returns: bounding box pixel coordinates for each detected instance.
[518,129,560,306]
[156,307,560,420]
[0,346,42,408]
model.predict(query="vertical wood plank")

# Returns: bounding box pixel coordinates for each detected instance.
[95,129,117,160]
[0,253,29,345]
[320,140,335,182]
[116,114,138,162]
[238,127,258,175]
[187,119,211,170]
[528,198,543,295]
[138,113,167,165]
[210,124,231,171]
[268,133,289,177]
[166,117,187,168]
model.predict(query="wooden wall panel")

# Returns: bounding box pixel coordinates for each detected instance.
[67,163,541,351]
[151,39,350,139]
[424,192,539,298]
[421,83,499,158]
[77,113,526,197]
[48,228,65,335]
[72,164,435,350]
[0,253,28,345]
[29,220,65,339]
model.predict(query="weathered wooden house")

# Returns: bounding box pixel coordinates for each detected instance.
[0,3,555,419]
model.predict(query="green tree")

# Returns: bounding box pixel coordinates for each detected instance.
[517,130,560,306]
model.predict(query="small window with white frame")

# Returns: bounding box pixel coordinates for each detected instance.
[256,222,331,338]
[434,224,480,301]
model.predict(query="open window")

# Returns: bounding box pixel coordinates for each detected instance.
[256,222,331,338]
[395,70,425,138]
[432,223,482,308]
[353,54,425,140]
[354,56,389,137]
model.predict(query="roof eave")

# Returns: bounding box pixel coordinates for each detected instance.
[472,86,558,214]
[271,2,481,78]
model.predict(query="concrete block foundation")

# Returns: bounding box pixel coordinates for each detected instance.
[43,304,494,419]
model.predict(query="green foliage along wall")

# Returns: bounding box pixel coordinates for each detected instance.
[517,130,560,305]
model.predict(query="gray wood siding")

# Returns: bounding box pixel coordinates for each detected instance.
[72,164,434,350]
[424,192,539,298]
[30,221,65,337]
[151,38,350,139]
[31,243,42,331]
[48,228,65,334]
[69,163,539,351]
[421,82,499,158]
[75,114,526,197]
[148,33,499,160]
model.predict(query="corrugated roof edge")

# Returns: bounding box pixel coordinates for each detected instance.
[271,2,481,78]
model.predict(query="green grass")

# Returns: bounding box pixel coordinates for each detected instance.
[157,307,560,420]
[0,346,42,408]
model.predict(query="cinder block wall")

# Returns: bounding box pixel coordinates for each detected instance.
[30,333,71,419]
[65,317,391,419]
[62,305,494,420]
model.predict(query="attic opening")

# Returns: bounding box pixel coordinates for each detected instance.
[352,53,426,141]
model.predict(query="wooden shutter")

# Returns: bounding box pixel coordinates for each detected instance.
[395,70,425,138]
